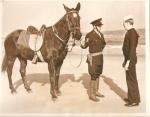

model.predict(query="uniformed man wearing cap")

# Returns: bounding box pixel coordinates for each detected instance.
[80,18,106,102]
[122,16,140,107]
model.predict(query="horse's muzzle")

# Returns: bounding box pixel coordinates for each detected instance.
[73,31,82,40]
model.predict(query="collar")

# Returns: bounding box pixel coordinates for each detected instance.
[94,28,101,37]
[127,26,134,31]
[128,27,134,31]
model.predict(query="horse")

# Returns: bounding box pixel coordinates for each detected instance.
[1,2,82,100]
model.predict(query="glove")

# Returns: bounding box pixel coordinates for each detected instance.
[124,60,130,71]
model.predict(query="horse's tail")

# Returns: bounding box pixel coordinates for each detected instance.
[1,54,8,72]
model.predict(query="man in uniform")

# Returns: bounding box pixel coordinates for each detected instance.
[80,18,106,102]
[122,16,140,107]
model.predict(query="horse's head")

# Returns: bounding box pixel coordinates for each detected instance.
[63,2,82,40]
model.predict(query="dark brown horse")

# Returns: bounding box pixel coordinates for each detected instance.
[1,3,82,100]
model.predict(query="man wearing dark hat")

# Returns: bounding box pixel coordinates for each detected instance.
[80,18,106,102]
[122,16,140,107]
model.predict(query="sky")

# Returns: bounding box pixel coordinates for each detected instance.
[2,0,145,36]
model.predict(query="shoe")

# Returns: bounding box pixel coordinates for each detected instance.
[89,96,99,102]
[124,102,139,107]
[95,92,105,98]
[123,98,129,102]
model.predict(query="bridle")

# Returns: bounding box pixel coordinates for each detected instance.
[52,10,83,68]
[52,10,80,45]
[66,10,80,32]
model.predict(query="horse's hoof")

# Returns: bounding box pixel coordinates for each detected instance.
[26,88,32,93]
[52,97,58,102]
[50,91,58,98]
[11,89,17,94]
[56,90,62,96]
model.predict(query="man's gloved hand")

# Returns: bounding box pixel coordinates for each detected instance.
[124,60,130,71]
[122,61,126,68]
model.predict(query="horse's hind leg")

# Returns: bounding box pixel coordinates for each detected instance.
[48,59,57,100]
[18,57,31,92]
[7,56,17,94]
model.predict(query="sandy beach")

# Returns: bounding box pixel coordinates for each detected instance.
[0,44,145,115]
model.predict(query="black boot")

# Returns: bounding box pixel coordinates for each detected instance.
[89,80,99,102]
[95,78,104,97]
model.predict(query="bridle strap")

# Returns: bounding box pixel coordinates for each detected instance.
[66,11,80,32]
[52,10,80,45]
[52,25,66,45]
[67,10,78,14]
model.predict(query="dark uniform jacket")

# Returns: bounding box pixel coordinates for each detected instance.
[81,29,106,65]
[122,28,139,67]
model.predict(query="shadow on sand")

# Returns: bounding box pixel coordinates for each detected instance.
[76,73,90,89]
[14,73,75,90]
[14,73,127,101]
[101,74,127,101]
[76,73,91,96]
[76,73,127,101]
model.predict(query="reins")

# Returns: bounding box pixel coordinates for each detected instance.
[68,39,83,68]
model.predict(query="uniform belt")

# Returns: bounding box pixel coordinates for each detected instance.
[87,52,103,66]
[89,52,103,56]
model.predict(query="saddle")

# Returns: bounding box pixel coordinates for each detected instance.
[17,25,46,64]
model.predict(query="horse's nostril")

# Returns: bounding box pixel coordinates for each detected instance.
[79,33,82,38]
[80,33,82,37]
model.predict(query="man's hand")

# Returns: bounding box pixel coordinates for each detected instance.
[122,61,126,68]
[79,38,85,48]
[124,60,130,71]
[79,41,83,48]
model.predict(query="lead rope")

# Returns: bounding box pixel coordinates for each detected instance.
[68,39,83,68]
[67,35,76,52]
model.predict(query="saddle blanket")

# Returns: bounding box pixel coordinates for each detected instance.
[17,30,44,63]
[17,30,43,51]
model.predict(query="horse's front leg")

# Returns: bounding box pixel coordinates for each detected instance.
[55,65,62,96]
[48,59,57,100]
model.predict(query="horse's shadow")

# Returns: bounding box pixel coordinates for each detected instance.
[14,73,75,90]
[14,73,127,101]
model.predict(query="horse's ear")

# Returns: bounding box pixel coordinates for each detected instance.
[75,2,80,11]
[63,4,70,12]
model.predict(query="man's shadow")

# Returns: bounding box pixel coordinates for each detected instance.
[76,73,90,96]
[101,75,127,101]
[14,73,75,90]
[76,73,127,101]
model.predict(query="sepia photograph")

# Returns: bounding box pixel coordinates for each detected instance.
[0,0,149,116]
